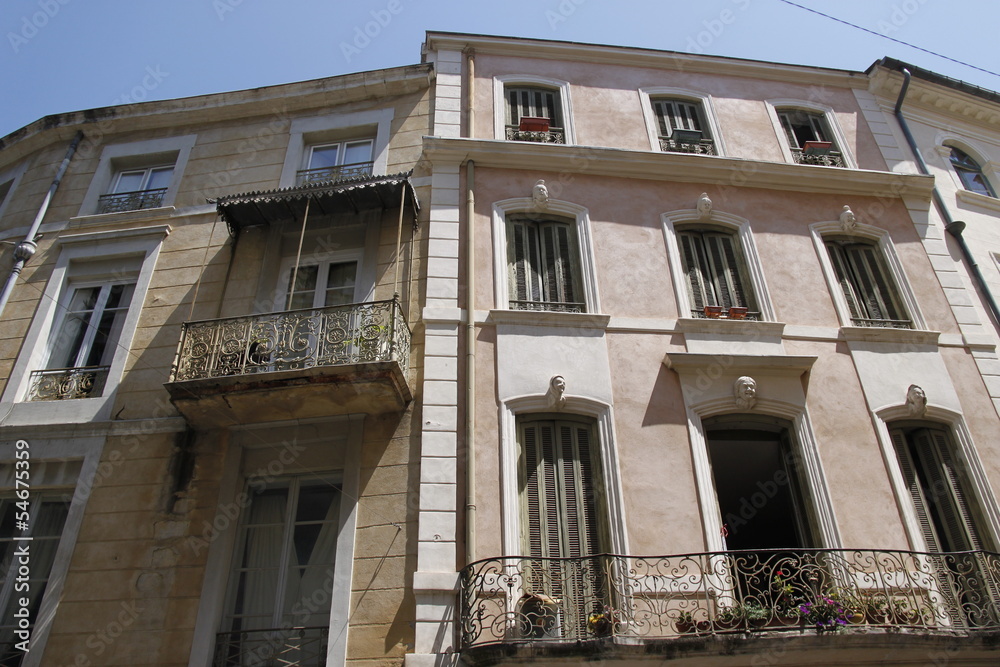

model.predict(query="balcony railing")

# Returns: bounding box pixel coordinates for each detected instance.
[791,148,846,167]
[505,125,566,144]
[26,366,109,401]
[459,549,1000,649]
[659,137,718,155]
[850,317,913,329]
[97,188,168,214]
[214,626,327,667]
[170,299,409,382]
[295,161,374,186]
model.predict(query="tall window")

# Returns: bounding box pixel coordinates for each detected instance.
[28,280,137,401]
[653,99,715,155]
[949,147,996,197]
[217,477,341,666]
[505,86,565,143]
[285,260,359,310]
[506,216,583,312]
[777,109,844,167]
[0,495,70,666]
[518,416,606,638]
[98,165,174,213]
[678,228,757,319]
[297,139,374,186]
[825,239,910,328]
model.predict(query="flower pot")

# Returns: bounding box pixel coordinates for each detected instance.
[674,619,695,635]
[672,128,704,144]
[847,611,865,625]
[696,620,712,633]
[703,305,723,318]
[727,306,748,319]
[519,116,551,132]
[802,140,833,156]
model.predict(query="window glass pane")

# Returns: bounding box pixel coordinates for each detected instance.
[342,141,373,165]
[145,167,174,190]
[308,145,340,170]
[323,262,357,306]
[112,170,145,193]
[287,265,319,310]
[48,287,101,368]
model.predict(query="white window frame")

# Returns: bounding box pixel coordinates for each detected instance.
[0,226,169,425]
[491,197,599,313]
[493,75,576,145]
[873,405,1000,553]
[0,435,105,667]
[662,208,774,321]
[499,395,627,558]
[809,220,925,330]
[935,140,1000,204]
[0,161,27,223]
[639,87,726,155]
[275,249,366,311]
[188,415,363,667]
[278,109,393,189]
[78,135,196,218]
[765,100,856,169]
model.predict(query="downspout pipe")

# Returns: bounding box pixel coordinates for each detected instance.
[464,44,477,564]
[0,130,84,318]
[892,68,1000,329]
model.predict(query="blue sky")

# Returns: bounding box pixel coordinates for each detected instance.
[1,0,998,138]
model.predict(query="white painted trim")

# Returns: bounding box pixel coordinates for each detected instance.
[809,220,926,330]
[491,197,600,313]
[279,108,394,188]
[0,434,104,666]
[79,135,196,216]
[0,225,170,425]
[0,161,28,223]
[662,208,775,321]
[935,137,1000,198]
[764,99,857,169]
[275,248,367,310]
[492,75,575,145]
[872,405,1000,552]
[638,87,727,155]
[498,395,628,558]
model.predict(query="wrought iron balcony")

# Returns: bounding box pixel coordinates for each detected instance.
[460,549,1000,650]
[509,299,585,314]
[214,626,327,667]
[294,161,374,186]
[850,317,913,329]
[26,366,109,401]
[505,125,566,144]
[97,188,168,214]
[659,137,718,155]
[166,299,411,426]
[791,148,846,167]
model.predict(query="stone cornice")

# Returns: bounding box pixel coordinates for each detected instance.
[425,32,868,89]
[868,68,1000,129]
[422,136,935,198]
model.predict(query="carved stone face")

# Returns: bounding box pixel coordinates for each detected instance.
[550,375,566,393]
[906,384,926,415]
[734,376,757,408]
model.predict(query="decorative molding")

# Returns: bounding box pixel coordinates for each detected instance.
[486,309,610,329]
[423,137,936,198]
[675,318,785,337]
[664,352,817,374]
[840,326,940,345]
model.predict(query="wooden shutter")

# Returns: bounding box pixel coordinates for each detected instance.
[827,240,906,324]
[826,242,864,322]
[679,230,754,314]
[507,219,541,308]
[508,218,580,310]
[507,87,561,127]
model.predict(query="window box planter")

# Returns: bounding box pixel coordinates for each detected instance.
[802,141,833,156]
[703,305,723,318]
[727,306,748,320]
[671,128,704,144]
[519,116,551,132]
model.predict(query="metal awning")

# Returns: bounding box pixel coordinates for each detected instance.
[213,172,419,235]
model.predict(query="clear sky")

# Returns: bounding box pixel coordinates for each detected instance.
[1,0,998,139]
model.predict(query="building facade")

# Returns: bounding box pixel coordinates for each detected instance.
[0,64,431,665]
[416,33,1000,667]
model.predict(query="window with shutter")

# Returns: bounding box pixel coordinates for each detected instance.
[825,239,910,328]
[505,86,565,143]
[776,108,845,167]
[652,99,716,155]
[506,216,584,312]
[518,416,606,638]
[889,425,997,627]
[678,228,758,319]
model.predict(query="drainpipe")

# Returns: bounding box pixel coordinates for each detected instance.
[464,159,477,563]
[0,131,84,318]
[464,48,478,563]
[892,68,1000,329]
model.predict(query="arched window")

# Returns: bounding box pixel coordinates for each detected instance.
[505,85,565,143]
[824,237,910,328]
[776,108,845,167]
[652,98,716,155]
[949,147,996,197]
[678,227,758,319]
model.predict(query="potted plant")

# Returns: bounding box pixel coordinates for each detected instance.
[743,600,770,629]
[587,605,616,637]
[798,595,848,632]
[715,605,743,631]
[518,593,560,638]
[674,610,696,634]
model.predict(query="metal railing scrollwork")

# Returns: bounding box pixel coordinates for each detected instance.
[27,366,109,401]
[459,549,1000,649]
[97,188,168,214]
[213,626,327,667]
[170,299,410,382]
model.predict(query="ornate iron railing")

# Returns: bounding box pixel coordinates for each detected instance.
[214,626,327,666]
[509,299,585,313]
[170,299,409,382]
[459,549,1000,648]
[97,188,168,214]
[791,148,846,168]
[850,317,913,329]
[505,126,566,144]
[295,161,374,186]
[26,366,109,401]
[659,137,718,155]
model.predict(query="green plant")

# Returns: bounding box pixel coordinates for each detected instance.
[799,595,848,631]
[743,600,769,625]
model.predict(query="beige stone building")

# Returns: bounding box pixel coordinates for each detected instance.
[414,33,1000,666]
[0,64,431,665]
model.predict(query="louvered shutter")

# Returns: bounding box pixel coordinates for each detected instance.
[680,230,754,315]
[826,241,864,322]
[778,112,799,148]
[892,428,944,553]
[507,220,542,308]
[827,240,907,325]
[507,87,561,127]
[679,232,707,314]
[705,234,737,310]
